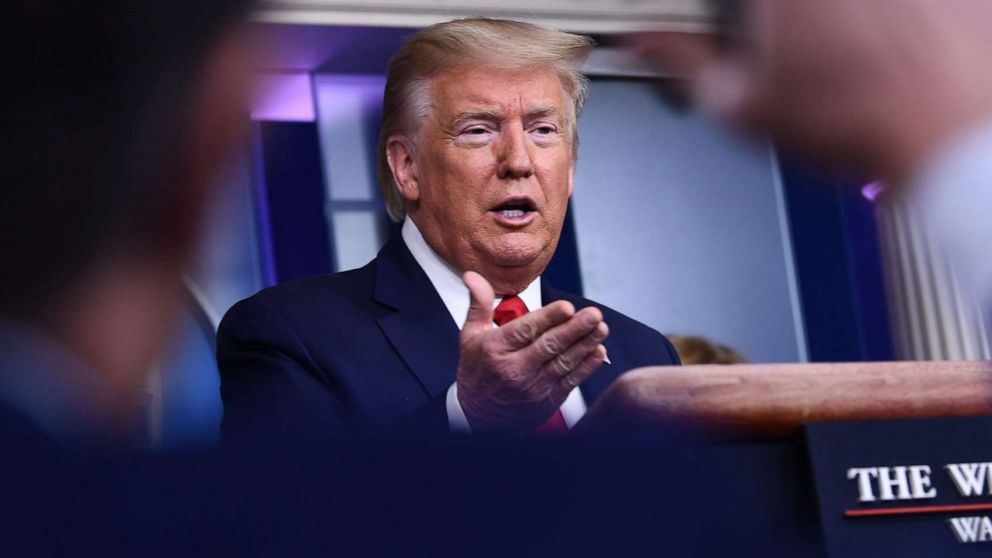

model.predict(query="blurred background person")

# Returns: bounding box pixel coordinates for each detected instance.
[0,0,253,449]
[638,0,992,311]
[668,334,747,365]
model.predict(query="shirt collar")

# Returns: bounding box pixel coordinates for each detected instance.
[401,218,542,329]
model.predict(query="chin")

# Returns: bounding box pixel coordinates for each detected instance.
[482,244,555,297]
[487,234,548,267]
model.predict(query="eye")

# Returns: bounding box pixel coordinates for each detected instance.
[461,126,491,136]
[453,124,495,147]
[532,125,557,135]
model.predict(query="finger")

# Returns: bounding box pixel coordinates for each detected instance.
[520,307,604,367]
[539,322,609,379]
[554,344,607,398]
[497,300,575,351]
[462,271,494,338]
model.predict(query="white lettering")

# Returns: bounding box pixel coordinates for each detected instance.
[950,516,992,543]
[982,517,992,541]
[949,517,982,543]
[946,463,990,497]
[907,465,938,499]
[847,467,879,502]
[877,466,911,501]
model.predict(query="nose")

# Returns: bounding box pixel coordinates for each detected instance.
[496,122,534,179]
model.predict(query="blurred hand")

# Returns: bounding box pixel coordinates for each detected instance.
[456,271,609,434]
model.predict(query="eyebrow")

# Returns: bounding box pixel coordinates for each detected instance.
[451,106,562,126]
[451,110,504,126]
[525,105,561,120]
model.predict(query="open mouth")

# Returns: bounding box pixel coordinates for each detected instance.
[490,197,537,220]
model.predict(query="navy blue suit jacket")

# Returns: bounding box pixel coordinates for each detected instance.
[218,233,680,439]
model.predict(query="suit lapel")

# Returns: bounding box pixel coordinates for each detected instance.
[374,234,461,398]
[372,240,618,404]
[542,284,617,405]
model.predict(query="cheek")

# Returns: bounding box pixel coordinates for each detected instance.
[536,157,574,203]
[440,151,497,202]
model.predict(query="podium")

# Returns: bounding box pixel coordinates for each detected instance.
[577,361,992,557]
[11,362,992,557]
[578,361,992,439]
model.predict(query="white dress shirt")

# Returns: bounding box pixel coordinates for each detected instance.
[912,116,992,309]
[401,218,587,433]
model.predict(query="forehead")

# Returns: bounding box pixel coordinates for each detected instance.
[429,64,568,117]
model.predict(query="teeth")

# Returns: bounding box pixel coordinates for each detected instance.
[499,209,526,218]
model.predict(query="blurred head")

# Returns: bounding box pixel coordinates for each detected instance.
[379,18,593,294]
[682,0,992,182]
[0,1,252,410]
[667,335,747,365]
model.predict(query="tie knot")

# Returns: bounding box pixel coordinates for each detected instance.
[493,295,528,326]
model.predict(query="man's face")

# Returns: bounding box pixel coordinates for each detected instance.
[695,1,884,160]
[720,0,992,180]
[403,64,575,295]
[696,0,980,177]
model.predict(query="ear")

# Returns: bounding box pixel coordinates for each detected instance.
[386,135,420,203]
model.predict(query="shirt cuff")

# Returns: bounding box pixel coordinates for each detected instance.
[446,382,472,434]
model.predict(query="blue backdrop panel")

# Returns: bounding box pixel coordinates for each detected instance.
[257,121,335,283]
[779,159,893,361]
[544,203,584,296]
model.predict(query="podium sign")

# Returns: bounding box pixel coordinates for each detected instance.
[807,416,992,557]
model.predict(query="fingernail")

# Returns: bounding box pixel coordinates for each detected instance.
[601,345,611,365]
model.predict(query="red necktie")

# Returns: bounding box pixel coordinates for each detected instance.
[493,296,569,436]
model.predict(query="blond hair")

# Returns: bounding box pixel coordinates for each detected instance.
[377,18,594,221]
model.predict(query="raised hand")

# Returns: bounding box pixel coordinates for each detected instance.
[456,271,609,433]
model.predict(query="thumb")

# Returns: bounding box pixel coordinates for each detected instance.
[462,271,494,336]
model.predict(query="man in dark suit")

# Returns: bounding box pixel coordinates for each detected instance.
[219,18,679,440]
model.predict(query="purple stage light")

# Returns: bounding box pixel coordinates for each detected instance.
[251,72,316,122]
[862,181,886,203]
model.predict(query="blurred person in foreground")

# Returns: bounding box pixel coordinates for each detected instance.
[218,18,680,440]
[0,0,252,449]
[638,0,992,307]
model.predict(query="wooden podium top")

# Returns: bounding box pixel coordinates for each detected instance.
[576,361,992,440]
